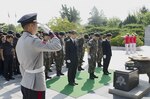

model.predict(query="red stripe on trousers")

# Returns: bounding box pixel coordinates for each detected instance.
[38,91,42,99]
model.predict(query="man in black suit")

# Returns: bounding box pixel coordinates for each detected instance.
[65,30,78,86]
[102,33,112,75]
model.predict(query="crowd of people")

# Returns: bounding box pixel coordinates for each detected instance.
[0,13,113,99]
[0,29,113,81]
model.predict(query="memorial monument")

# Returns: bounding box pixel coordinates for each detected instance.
[145,25,150,46]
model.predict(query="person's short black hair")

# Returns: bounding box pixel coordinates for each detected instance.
[6,34,13,39]
[59,32,65,36]
[94,33,100,37]
[68,30,77,35]
[106,33,112,37]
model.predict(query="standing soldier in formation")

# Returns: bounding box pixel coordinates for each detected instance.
[16,13,61,99]
[88,33,99,80]
[65,30,78,86]
[1,34,15,81]
[54,32,65,76]
[102,33,112,75]
[77,33,85,71]
[43,32,52,79]
[13,33,21,75]
[97,33,103,67]
[64,31,71,68]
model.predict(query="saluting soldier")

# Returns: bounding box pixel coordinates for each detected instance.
[16,13,61,99]
[97,33,103,67]
[88,33,99,80]
[54,32,65,76]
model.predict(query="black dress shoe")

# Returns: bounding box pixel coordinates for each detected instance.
[80,67,84,70]
[93,74,98,78]
[46,76,52,79]
[103,73,109,75]
[49,69,52,72]
[74,82,78,85]
[107,72,111,74]
[60,72,64,75]
[10,77,15,80]
[5,78,10,81]
[68,83,75,86]
[78,67,84,71]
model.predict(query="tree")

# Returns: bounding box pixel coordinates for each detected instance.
[106,17,122,28]
[2,24,16,33]
[142,12,150,26]
[60,4,80,23]
[88,6,107,26]
[123,14,137,25]
[140,6,149,14]
[48,17,84,33]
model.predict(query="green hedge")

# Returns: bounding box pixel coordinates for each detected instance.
[102,28,120,37]
[123,24,144,30]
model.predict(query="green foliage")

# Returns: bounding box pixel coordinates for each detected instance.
[111,35,124,46]
[123,24,144,29]
[122,24,144,37]
[139,6,149,14]
[123,14,137,25]
[16,24,23,33]
[103,28,120,37]
[106,17,122,28]
[48,17,84,33]
[2,24,16,33]
[142,12,150,26]
[85,26,106,33]
[88,6,107,26]
[60,4,80,23]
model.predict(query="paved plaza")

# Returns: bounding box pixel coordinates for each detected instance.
[0,46,150,99]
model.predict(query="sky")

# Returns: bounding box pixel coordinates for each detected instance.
[0,0,150,25]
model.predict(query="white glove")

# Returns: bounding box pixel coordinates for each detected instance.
[67,60,71,63]
[88,55,91,59]
[103,55,106,59]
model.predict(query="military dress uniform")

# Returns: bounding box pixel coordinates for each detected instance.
[16,13,61,99]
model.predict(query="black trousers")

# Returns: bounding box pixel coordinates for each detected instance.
[3,55,13,79]
[0,59,4,75]
[67,61,78,84]
[103,56,111,73]
[21,86,45,99]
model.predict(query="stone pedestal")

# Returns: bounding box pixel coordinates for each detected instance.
[109,80,150,99]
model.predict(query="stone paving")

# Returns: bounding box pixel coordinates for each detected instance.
[0,46,150,99]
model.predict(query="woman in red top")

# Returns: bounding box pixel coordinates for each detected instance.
[124,33,130,54]
[132,33,137,53]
